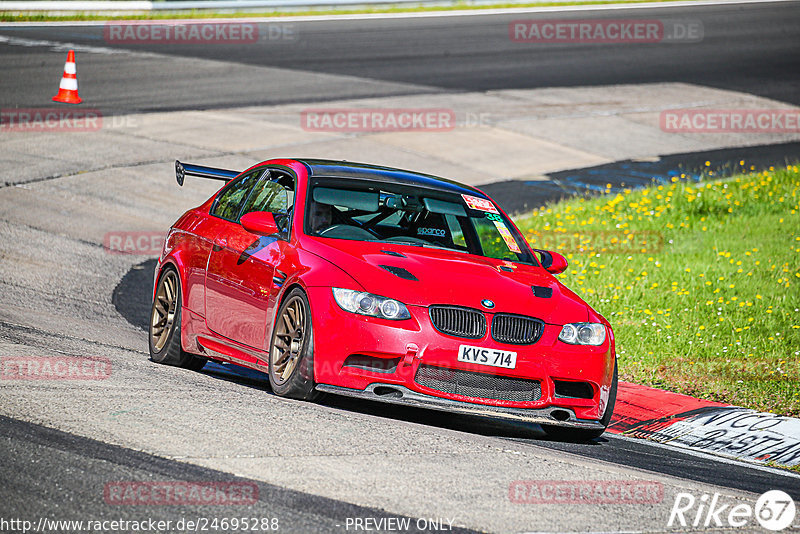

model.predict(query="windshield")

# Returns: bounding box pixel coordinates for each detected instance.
[305,178,537,265]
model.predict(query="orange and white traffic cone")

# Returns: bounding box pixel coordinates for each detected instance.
[52,50,82,104]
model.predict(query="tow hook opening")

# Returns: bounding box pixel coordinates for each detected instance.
[550,409,571,422]
[373,386,404,399]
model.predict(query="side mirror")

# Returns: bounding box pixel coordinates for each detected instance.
[536,249,568,275]
[240,211,279,235]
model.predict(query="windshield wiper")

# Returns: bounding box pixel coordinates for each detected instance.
[382,239,424,247]
[421,243,468,253]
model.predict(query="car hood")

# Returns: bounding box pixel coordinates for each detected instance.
[304,238,589,324]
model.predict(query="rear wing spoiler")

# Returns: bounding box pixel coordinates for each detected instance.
[175,160,240,186]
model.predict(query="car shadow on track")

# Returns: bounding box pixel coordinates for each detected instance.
[112,258,158,332]
[114,258,609,444]
[319,394,611,445]
[112,258,278,393]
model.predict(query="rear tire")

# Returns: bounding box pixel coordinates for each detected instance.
[268,288,319,400]
[149,267,208,371]
[543,359,617,441]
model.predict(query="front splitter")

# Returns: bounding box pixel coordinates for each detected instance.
[316,383,604,430]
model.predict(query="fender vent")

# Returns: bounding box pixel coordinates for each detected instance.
[379,265,417,281]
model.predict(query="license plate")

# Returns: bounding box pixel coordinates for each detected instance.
[457,344,517,369]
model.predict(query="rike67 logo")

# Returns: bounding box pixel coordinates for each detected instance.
[669,490,796,531]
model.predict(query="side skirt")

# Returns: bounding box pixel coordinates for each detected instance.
[197,334,270,373]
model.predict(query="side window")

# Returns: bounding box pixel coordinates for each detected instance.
[210,169,263,221]
[240,171,296,233]
[240,178,294,218]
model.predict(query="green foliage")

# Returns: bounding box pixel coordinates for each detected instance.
[515,164,800,416]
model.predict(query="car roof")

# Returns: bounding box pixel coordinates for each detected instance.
[295,159,487,198]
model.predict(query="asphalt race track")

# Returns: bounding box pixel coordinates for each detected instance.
[113,257,800,500]
[3,415,479,534]
[1,1,800,532]
[1,0,799,112]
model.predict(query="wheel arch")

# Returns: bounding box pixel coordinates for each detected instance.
[267,281,309,346]
[278,281,307,308]
[267,281,318,400]
[153,250,191,308]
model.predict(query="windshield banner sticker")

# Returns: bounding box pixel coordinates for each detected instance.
[492,220,522,254]
[461,194,499,214]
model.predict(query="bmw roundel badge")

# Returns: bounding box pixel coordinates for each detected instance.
[481,299,495,309]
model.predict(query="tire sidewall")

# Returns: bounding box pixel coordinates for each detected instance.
[268,288,315,398]
[599,358,619,428]
[149,267,182,363]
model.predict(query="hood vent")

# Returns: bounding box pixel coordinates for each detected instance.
[379,265,417,281]
[532,286,553,298]
[381,250,406,258]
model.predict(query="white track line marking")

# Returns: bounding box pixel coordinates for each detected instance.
[0,34,177,56]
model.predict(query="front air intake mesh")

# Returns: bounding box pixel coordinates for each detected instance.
[415,364,542,402]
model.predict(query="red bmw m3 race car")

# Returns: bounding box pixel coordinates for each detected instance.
[150,158,617,439]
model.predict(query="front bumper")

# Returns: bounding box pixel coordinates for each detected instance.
[315,383,605,429]
[308,286,615,423]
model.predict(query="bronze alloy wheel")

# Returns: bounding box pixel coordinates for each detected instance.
[271,295,307,384]
[150,270,179,352]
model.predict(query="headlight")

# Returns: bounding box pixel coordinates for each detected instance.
[332,288,411,320]
[558,323,606,346]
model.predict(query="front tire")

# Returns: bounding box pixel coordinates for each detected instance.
[543,359,618,442]
[149,267,207,371]
[268,288,318,400]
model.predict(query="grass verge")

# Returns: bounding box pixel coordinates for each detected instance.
[515,164,800,416]
[0,0,697,22]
